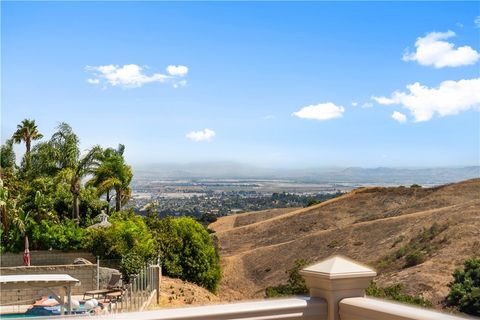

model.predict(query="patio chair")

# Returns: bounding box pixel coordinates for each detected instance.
[83,273,122,300]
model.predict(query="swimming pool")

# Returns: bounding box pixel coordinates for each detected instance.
[1,303,90,319]
[0,314,42,319]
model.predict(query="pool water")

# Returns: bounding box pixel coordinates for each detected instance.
[0,314,43,319]
[1,303,88,319]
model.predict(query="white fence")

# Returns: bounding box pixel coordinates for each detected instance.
[107,263,161,313]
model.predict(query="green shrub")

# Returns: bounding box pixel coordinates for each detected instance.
[147,216,221,293]
[404,251,426,268]
[119,252,144,282]
[266,259,309,297]
[307,200,321,207]
[366,282,432,308]
[372,223,448,272]
[31,218,86,251]
[87,210,156,271]
[446,258,480,316]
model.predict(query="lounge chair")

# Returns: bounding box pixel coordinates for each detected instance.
[83,273,122,300]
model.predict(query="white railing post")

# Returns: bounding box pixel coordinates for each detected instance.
[300,255,376,320]
[151,264,161,305]
[96,256,100,290]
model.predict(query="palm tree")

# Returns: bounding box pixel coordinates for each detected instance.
[87,145,120,214]
[12,119,43,154]
[49,123,102,221]
[10,207,31,254]
[50,122,80,170]
[68,146,102,221]
[112,158,132,212]
[88,148,132,213]
[12,119,43,169]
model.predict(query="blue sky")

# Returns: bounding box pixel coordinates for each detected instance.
[2,2,479,168]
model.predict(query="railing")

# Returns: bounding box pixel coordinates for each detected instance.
[92,297,327,320]
[340,297,468,320]
[27,255,475,320]
[110,263,161,313]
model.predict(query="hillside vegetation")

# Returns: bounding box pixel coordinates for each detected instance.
[210,179,480,309]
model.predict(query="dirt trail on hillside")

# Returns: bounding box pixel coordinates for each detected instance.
[210,179,480,308]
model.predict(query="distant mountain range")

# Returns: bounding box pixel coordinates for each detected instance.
[134,162,480,185]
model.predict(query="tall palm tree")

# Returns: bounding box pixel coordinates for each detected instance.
[68,146,102,221]
[12,119,43,154]
[50,122,80,170]
[87,145,124,214]
[88,150,132,213]
[49,123,102,221]
[12,119,43,169]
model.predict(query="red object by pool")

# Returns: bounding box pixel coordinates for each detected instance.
[23,236,30,266]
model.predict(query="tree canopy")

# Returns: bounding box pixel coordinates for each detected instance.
[146,215,221,292]
[0,119,132,251]
[1,119,221,292]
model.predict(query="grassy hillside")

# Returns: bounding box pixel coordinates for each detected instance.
[210,179,480,308]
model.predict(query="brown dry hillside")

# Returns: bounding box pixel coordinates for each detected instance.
[209,179,480,308]
[209,207,300,233]
[153,277,220,308]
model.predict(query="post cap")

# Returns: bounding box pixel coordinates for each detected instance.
[300,255,376,280]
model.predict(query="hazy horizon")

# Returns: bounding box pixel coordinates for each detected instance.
[133,161,480,171]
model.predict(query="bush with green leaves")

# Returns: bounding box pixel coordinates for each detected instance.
[446,258,480,316]
[146,215,221,293]
[87,210,156,277]
[31,218,87,251]
[366,282,432,308]
[119,252,145,282]
[372,223,449,272]
[404,251,426,268]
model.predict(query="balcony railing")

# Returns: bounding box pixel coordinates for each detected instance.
[38,255,474,320]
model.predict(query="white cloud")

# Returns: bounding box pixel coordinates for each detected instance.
[86,64,188,88]
[392,111,407,123]
[263,115,275,120]
[372,96,395,105]
[87,78,100,84]
[402,31,479,68]
[475,16,480,28]
[167,65,189,77]
[186,128,216,142]
[373,78,480,122]
[352,101,373,108]
[292,102,345,121]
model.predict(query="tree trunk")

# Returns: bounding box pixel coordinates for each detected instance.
[72,193,80,221]
[26,139,31,154]
[106,189,110,215]
[71,178,81,223]
[25,139,32,170]
[115,188,122,212]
